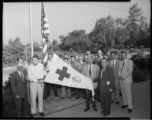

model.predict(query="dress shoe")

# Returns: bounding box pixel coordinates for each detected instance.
[76,96,80,99]
[31,114,36,118]
[115,101,120,104]
[103,113,110,117]
[39,112,45,117]
[122,105,128,108]
[84,107,90,112]
[93,107,98,111]
[128,109,133,113]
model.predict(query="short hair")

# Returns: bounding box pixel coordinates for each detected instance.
[33,55,38,59]
[17,57,23,62]
[97,50,102,52]
[121,51,127,54]
[63,58,68,61]
[70,56,76,59]
[110,51,117,55]
[84,53,88,56]
[48,52,53,56]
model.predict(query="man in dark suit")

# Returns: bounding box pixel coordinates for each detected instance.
[10,58,29,117]
[98,57,115,116]
[108,51,121,104]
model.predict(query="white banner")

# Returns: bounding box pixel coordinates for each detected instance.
[44,54,94,96]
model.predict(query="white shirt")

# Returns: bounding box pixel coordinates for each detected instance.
[46,60,52,72]
[111,59,116,67]
[28,63,46,82]
[17,71,22,77]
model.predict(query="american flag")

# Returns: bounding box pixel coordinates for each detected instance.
[41,2,50,67]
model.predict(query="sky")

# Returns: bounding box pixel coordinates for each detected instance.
[3,0,151,45]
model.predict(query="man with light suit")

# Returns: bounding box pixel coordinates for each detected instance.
[118,51,133,113]
[81,55,100,112]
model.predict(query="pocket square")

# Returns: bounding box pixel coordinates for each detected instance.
[107,81,110,85]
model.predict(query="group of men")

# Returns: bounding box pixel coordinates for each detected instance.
[80,50,133,116]
[9,49,133,117]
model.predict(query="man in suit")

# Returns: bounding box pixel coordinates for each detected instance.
[98,57,115,116]
[10,58,29,117]
[118,51,133,113]
[27,55,46,117]
[108,51,121,104]
[81,55,100,112]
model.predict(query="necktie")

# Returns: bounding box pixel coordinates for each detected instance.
[121,61,125,71]
[113,60,115,67]
[21,72,24,81]
[89,65,91,77]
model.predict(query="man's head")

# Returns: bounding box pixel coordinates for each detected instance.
[16,58,24,72]
[84,53,88,60]
[64,53,69,59]
[110,51,117,59]
[48,52,53,61]
[32,55,39,65]
[121,51,127,60]
[70,56,76,62]
[87,55,93,65]
[86,51,91,55]
[78,56,83,62]
[100,57,108,69]
[63,58,68,63]
[97,50,103,56]
[17,58,24,64]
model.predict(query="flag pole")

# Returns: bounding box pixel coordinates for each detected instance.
[25,3,27,62]
[29,2,34,58]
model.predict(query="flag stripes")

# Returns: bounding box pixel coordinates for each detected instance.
[41,2,50,66]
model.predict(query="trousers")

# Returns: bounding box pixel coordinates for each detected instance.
[85,90,96,109]
[30,82,44,114]
[100,91,112,115]
[120,81,133,109]
[14,97,29,117]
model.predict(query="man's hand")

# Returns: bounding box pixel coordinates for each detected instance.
[37,79,44,84]
[119,76,124,80]
[16,95,20,99]
[109,89,113,92]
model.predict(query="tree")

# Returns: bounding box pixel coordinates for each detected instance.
[33,42,41,51]
[89,15,116,51]
[127,3,142,45]
[3,37,25,66]
[59,30,90,52]
[52,40,58,47]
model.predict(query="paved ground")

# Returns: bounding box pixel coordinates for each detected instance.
[43,80,150,119]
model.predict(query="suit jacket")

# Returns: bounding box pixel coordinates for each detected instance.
[98,66,115,93]
[108,59,121,82]
[10,70,28,98]
[118,59,133,84]
[81,63,100,89]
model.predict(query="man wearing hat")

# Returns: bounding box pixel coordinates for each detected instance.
[10,58,29,117]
